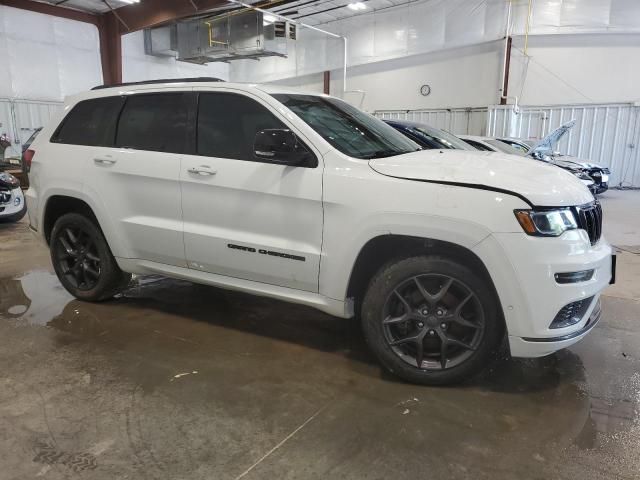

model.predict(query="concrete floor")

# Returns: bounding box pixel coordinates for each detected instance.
[1,191,640,480]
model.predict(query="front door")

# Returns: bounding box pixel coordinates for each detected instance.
[180,90,323,292]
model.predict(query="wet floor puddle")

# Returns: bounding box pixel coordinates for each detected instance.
[1,270,639,462]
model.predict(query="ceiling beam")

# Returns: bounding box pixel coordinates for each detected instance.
[0,0,98,24]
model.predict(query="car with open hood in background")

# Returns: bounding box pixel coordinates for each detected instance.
[0,171,26,223]
[459,129,602,195]
[384,119,597,193]
[496,121,611,194]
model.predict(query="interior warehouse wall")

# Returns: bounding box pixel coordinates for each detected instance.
[233,0,640,109]
[509,34,640,106]
[121,31,230,83]
[271,32,640,112]
[268,41,503,112]
[0,5,102,101]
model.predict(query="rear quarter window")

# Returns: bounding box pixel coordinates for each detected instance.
[51,97,124,147]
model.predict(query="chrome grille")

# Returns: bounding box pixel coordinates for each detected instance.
[573,202,602,245]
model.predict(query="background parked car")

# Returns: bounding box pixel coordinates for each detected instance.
[0,171,26,223]
[496,138,535,154]
[383,119,475,151]
[15,127,42,188]
[458,135,523,155]
[494,121,611,194]
[459,134,598,194]
[385,119,597,194]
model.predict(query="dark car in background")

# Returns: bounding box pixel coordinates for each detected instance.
[382,119,475,151]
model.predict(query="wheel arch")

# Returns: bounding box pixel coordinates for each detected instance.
[345,234,504,324]
[42,195,100,245]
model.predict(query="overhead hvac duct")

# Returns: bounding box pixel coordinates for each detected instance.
[143,10,294,64]
[143,24,178,58]
[142,1,352,97]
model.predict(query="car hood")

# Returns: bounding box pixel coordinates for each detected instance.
[369,149,594,207]
[528,120,576,157]
[549,156,605,170]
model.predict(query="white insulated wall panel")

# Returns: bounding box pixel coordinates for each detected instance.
[0,5,101,101]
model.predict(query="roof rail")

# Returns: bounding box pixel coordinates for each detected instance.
[91,77,225,90]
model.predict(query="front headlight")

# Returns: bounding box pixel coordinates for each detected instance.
[514,208,578,236]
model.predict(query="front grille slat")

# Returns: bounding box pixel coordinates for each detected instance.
[0,190,11,205]
[572,201,602,245]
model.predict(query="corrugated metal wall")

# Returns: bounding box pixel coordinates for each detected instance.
[374,108,488,136]
[0,99,63,160]
[487,104,640,188]
[375,104,640,188]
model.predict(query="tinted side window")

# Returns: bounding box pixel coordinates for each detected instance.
[52,97,124,146]
[116,93,190,154]
[197,93,287,161]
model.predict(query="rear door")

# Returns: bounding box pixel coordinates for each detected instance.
[180,89,323,292]
[83,90,192,267]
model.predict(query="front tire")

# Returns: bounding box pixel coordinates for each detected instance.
[50,213,131,302]
[361,255,503,385]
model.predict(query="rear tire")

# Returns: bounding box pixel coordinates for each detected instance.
[361,255,503,385]
[50,213,131,301]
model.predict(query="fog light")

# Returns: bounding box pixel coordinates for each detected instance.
[550,297,593,329]
[14,196,21,206]
[554,270,594,284]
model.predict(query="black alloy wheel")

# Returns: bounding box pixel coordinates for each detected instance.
[361,255,503,385]
[50,213,131,301]
[382,274,484,370]
[53,225,102,291]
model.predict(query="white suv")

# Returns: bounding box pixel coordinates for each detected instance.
[25,78,614,385]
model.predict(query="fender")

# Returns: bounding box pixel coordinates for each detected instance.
[319,212,495,302]
[40,188,127,258]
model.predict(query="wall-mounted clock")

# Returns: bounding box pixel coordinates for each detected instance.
[420,84,431,97]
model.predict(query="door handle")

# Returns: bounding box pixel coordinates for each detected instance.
[94,156,116,165]
[188,165,217,176]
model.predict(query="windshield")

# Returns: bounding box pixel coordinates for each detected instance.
[414,126,475,151]
[485,139,524,156]
[272,94,420,159]
[496,139,530,154]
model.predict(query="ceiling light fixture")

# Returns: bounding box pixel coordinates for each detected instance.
[347,2,367,10]
[119,0,140,4]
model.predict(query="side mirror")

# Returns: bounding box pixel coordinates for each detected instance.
[254,129,314,166]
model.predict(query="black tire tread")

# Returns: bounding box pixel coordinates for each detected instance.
[361,254,503,386]
[50,213,131,302]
